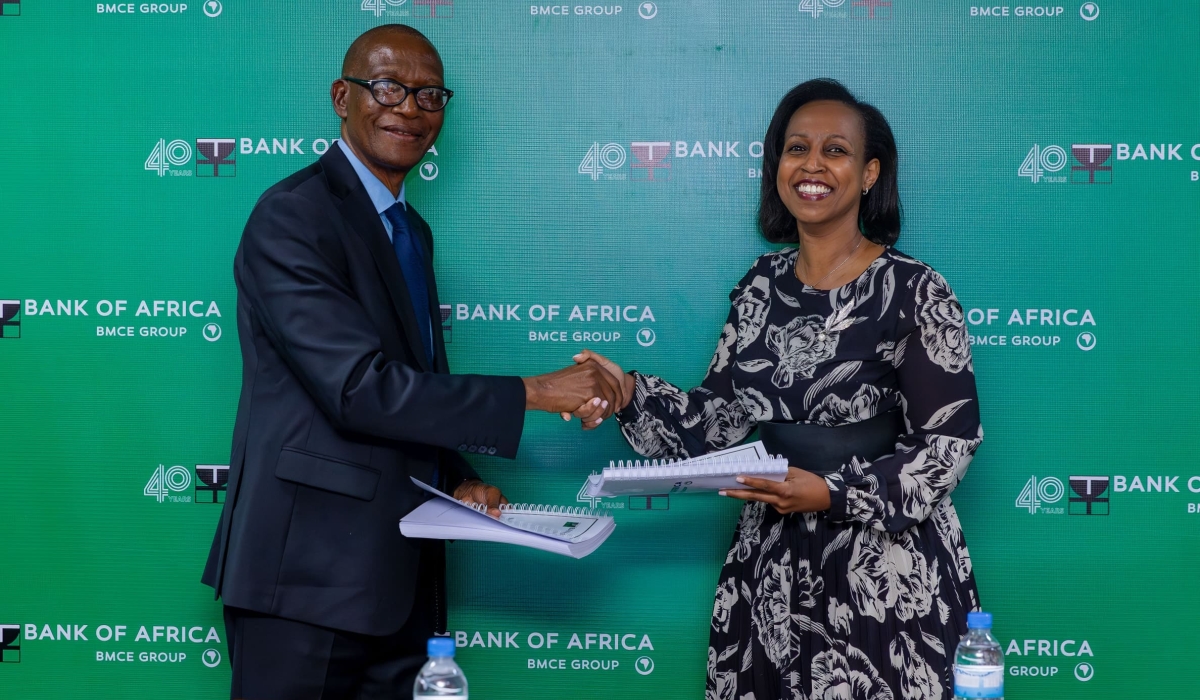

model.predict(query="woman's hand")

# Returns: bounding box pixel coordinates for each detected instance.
[560,349,635,429]
[720,468,832,514]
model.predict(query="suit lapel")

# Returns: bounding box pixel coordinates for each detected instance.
[320,148,433,372]
[407,204,449,374]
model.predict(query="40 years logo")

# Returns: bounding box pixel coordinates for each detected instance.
[145,139,195,177]
[144,465,192,503]
[1015,475,1064,514]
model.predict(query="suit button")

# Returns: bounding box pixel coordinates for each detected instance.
[487,447,497,455]
[468,446,478,453]
[458,444,468,451]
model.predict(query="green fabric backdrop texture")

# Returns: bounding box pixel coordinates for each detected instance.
[1,0,1198,697]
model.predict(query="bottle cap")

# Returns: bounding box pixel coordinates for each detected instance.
[967,611,993,629]
[427,637,456,658]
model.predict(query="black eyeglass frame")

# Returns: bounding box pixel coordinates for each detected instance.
[341,77,454,112]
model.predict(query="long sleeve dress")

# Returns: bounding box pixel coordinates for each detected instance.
[615,247,983,700]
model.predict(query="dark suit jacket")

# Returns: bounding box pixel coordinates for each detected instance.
[201,147,526,636]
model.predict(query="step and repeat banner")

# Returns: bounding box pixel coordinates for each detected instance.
[2,1,1198,698]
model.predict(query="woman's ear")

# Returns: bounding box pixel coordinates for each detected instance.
[863,157,881,192]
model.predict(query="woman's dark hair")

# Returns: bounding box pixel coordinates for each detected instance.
[758,78,901,246]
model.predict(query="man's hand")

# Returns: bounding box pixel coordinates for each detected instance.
[453,479,508,518]
[719,468,832,514]
[564,349,635,429]
[522,358,624,419]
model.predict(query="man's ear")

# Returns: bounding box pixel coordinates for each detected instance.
[331,79,350,119]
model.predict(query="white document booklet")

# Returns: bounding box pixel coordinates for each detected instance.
[582,440,789,497]
[400,478,615,559]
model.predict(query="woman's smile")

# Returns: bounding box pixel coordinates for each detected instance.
[794,178,834,200]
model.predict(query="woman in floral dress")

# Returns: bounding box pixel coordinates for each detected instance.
[573,80,982,700]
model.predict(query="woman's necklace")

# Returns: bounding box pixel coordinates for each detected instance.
[795,234,864,289]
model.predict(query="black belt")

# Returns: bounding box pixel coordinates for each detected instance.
[757,409,903,475]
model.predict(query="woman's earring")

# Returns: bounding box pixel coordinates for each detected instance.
[862,187,870,195]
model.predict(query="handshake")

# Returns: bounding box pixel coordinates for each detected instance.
[521,349,633,430]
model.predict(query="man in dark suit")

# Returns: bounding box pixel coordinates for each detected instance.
[201,24,623,700]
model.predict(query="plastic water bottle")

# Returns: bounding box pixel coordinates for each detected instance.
[953,611,1004,699]
[414,637,468,698]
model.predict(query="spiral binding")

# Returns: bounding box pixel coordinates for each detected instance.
[457,500,609,520]
[602,455,788,481]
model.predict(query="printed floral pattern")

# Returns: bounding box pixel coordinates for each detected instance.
[714,578,740,633]
[730,502,766,563]
[811,643,895,700]
[734,276,773,352]
[616,248,982,700]
[913,271,971,374]
[711,323,737,375]
[765,315,842,389]
[809,384,886,426]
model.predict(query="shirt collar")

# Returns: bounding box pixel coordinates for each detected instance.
[336,139,406,214]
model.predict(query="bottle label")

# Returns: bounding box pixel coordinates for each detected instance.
[954,664,1003,699]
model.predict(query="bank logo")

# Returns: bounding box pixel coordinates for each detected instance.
[203,0,222,16]
[2,0,19,16]
[799,0,892,18]
[419,162,438,181]
[0,300,20,338]
[1079,2,1098,20]
[202,648,222,668]
[851,0,892,18]
[629,495,669,510]
[637,2,657,19]
[579,142,628,181]
[1075,662,1095,681]
[196,139,236,177]
[636,328,656,347]
[635,656,655,675]
[202,323,222,342]
[1069,476,1109,515]
[439,304,452,343]
[1076,331,1096,351]
[361,0,407,17]
[144,464,192,503]
[413,0,452,17]
[631,142,671,181]
[1071,144,1113,184]
[1,625,20,663]
[145,139,194,177]
[195,465,230,504]
[1015,475,1064,514]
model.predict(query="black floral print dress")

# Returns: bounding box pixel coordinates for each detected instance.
[615,248,983,700]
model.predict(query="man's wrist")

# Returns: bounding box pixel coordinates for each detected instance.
[521,376,542,411]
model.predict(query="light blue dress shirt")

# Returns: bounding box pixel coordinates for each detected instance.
[336,139,406,242]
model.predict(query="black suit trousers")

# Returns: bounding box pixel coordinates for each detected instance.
[223,547,440,700]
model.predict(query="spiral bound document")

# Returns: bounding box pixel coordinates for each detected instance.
[400,478,615,559]
[582,440,789,497]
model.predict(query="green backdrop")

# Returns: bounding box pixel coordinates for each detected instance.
[2,0,1198,697]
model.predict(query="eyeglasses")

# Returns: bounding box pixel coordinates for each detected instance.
[342,77,453,112]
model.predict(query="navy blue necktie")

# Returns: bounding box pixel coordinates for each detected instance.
[383,203,434,365]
